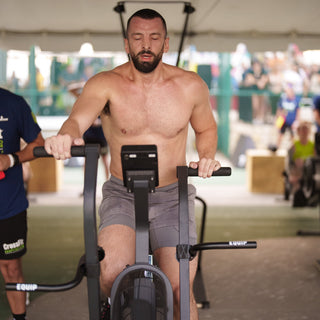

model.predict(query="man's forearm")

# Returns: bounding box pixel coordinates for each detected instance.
[195,128,218,160]
[58,118,82,138]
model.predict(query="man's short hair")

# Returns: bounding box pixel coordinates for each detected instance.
[126,8,167,38]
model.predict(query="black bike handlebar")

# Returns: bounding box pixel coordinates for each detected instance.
[5,247,105,292]
[189,241,257,257]
[6,255,86,292]
[187,167,231,176]
[34,146,232,178]
[33,146,86,158]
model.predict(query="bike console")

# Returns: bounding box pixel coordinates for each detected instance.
[121,144,159,193]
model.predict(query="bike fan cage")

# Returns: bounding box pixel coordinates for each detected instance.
[114,1,195,66]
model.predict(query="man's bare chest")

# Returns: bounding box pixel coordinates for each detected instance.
[108,88,192,137]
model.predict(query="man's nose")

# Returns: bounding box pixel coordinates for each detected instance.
[142,39,151,50]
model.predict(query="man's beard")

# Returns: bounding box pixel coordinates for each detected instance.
[130,49,163,73]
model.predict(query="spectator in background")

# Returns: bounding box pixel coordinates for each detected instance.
[287,121,315,206]
[231,43,251,89]
[0,87,44,320]
[268,58,285,116]
[36,68,45,92]
[242,58,269,123]
[309,64,320,95]
[283,62,308,96]
[275,83,300,150]
[8,72,20,91]
[56,63,79,113]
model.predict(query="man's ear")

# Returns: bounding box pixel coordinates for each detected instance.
[124,38,129,54]
[164,37,169,53]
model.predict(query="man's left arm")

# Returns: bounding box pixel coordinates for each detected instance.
[189,77,221,178]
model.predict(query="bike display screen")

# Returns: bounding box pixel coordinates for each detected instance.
[121,144,159,189]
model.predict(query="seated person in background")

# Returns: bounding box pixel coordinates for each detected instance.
[287,121,314,205]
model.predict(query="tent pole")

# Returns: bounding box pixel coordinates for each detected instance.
[176,3,195,67]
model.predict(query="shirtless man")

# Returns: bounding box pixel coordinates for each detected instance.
[45,9,220,320]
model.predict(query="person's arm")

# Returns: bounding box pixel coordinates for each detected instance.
[257,73,269,90]
[45,72,110,159]
[0,132,44,171]
[243,72,255,87]
[188,75,221,177]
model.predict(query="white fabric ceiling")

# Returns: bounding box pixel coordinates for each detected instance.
[0,0,320,53]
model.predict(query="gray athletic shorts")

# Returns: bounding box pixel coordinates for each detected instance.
[98,176,197,251]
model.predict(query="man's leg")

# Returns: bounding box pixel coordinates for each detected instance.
[98,224,136,297]
[154,247,199,320]
[0,258,26,315]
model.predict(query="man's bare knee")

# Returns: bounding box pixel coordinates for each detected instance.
[98,225,135,296]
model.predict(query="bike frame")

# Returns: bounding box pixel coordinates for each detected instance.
[6,144,257,320]
[6,145,101,320]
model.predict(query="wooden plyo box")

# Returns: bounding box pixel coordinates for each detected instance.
[246,149,287,194]
[28,157,64,192]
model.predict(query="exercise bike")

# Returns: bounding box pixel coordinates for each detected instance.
[6,144,257,320]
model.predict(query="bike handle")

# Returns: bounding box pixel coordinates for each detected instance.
[188,166,231,176]
[189,241,257,258]
[33,146,86,158]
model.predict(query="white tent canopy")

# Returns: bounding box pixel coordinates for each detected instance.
[1,0,320,53]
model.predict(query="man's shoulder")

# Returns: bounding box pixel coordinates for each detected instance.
[91,64,129,83]
[165,64,203,85]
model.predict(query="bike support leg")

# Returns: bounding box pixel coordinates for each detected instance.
[193,196,210,308]
[83,145,100,320]
[177,166,191,320]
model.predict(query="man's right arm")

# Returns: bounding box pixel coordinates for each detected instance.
[45,72,111,159]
